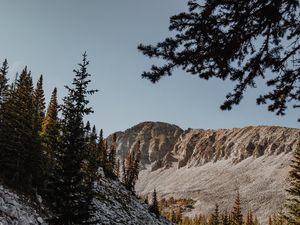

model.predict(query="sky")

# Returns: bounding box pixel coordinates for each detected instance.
[0,1,298,135]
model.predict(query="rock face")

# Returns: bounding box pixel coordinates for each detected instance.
[0,185,47,225]
[113,122,183,171]
[110,121,300,224]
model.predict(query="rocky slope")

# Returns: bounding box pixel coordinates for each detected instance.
[93,174,171,225]
[110,122,300,224]
[0,175,171,225]
[0,185,47,225]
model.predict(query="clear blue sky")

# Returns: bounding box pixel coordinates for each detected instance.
[0,1,298,135]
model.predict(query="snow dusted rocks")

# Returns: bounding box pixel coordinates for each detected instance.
[0,179,171,225]
[94,178,171,225]
[0,185,47,225]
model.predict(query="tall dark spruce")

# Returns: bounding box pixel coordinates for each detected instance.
[0,59,9,154]
[106,133,117,178]
[123,140,141,192]
[285,142,300,224]
[232,191,243,225]
[50,53,98,225]
[0,59,9,106]
[41,87,60,202]
[149,188,160,217]
[0,67,43,193]
[33,75,46,133]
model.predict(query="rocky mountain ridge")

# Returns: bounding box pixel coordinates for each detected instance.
[109,121,300,224]
[112,122,299,169]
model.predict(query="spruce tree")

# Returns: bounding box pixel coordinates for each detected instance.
[124,141,141,192]
[98,129,107,169]
[124,148,134,190]
[132,141,141,190]
[0,59,9,105]
[42,87,60,161]
[246,209,254,225]
[222,210,231,225]
[149,189,160,217]
[0,67,43,192]
[50,52,98,225]
[33,75,46,132]
[231,192,243,225]
[0,59,9,150]
[285,142,300,224]
[106,133,117,178]
[210,203,220,225]
[269,216,273,225]
[121,159,126,183]
[86,125,102,180]
[41,87,60,202]
[115,159,120,178]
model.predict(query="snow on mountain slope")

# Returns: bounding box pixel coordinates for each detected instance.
[94,177,171,225]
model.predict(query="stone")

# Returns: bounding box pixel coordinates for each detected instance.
[36,217,43,224]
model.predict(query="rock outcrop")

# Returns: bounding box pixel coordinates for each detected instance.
[0,185,47,225]
[110,121,300,224]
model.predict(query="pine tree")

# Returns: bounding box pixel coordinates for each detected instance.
[132,140,141,187]
[106,133,117,178]
[0,67,43,192]
[42,87,60,161]
[123,141,141,192]
[86,125,102,180]
[210,204,220,225]
[231,192,243,225]
[33,75,46,132]
[285,142,300,224]
[31,75,45,191]
[50,52,98,224]
[149,189,160,217]
[222,210,231,225]
[85,121,91,135]
[269,216,273,225]
[98,129,107,168]
[0,59,9,106]
[0,59,9,156]
[41,87,60,204]
[246,209,254,225]
[124,148,134,189]
[115,159,120,178]
[121,159,126,183]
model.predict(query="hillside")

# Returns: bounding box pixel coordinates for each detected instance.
[0,176,171,225]
[0,185,47,225]
[109,122,300,224]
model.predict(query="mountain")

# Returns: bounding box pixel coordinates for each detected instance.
[0,175,171,225]
[109,121,300,224]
